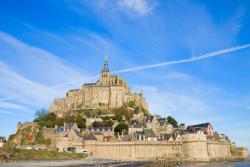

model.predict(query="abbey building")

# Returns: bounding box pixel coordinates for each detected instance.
[49,57,148,116]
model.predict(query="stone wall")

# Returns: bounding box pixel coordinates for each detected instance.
[207,141,231,160]
[84,141,183,160]
[83,134,245,162]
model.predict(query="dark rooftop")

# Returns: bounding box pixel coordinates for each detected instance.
[187,123,212,129]
[83,134,97,141]
[144,129,156,138]
[84,83,96,86]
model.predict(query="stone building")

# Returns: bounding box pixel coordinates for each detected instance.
[146,115,173,137]
[187,122,214,136]
[49,57,148,117]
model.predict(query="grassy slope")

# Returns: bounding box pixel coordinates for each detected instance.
[1,148,87,162]
[15,149,87,160]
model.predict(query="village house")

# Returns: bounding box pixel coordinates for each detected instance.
[187,122,214,136]
[85,127,113,135]
[84,127,115,142]
[85,116,103,127]
[143,129,157,141]
[145,115,173,137]
[178,123,186,130]
[0,136,6,148]
[128,120,143,134]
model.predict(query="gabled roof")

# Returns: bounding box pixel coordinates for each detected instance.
[144,129,156,138]
[83,134,97,140]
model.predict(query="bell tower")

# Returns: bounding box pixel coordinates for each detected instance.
[100,56,110,85]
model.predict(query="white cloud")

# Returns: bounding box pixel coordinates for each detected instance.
[134,85,208,118]
[0,31,88,86]
[0,61,59,108]
[118,0,155,15]
[0,32,94,115]
[0,101,33,113]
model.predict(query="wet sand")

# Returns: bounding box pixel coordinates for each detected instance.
[0,155,147,167]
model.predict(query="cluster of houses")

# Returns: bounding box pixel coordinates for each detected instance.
[82,114,229,142]
[11,114,231,153]
[15,114,230,151]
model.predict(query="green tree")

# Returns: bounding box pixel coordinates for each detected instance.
[34,108,48,121]
[127,101,136,108]
[114,123,128,135]
[134,106,140,114]
[123,108,133,122]
[113,107,125,122]
[114,115,123,122]
[54,117,65,126]
[45,112,57,122]
[167,116,178,128]
[76,117,86,129]
[103,119,114,127]
[83,109,92,117]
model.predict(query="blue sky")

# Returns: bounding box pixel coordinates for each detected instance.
[0,0,250,149]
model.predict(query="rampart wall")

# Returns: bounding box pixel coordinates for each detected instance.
[83,134,246,162]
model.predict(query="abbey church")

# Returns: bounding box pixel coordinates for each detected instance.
[49,57,148,116]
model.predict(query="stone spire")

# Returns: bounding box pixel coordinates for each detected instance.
[101,55,109,73]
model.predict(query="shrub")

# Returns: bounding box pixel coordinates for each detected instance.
[114,123,128,135]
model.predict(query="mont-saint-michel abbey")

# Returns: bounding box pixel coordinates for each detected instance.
[5,56,247,163]
[49,57,148,117]
[2,0,250,165]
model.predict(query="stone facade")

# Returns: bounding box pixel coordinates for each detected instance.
[49,57,148,117]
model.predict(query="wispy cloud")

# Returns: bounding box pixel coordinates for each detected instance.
[0,32,94,115]
[0,101,33,113]
[118,0,156,15]
[114,44,250,73]
[0,97,15,102]
[0,31,87,86]
[134,85,208,116]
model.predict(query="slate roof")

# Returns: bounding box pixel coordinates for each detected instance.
[130,120,143,128]
[187,122,212,130]
[120,135,132,141]
[83,134,97,140]
[84,83,96,86]
[87,127,113,132]
[144,129,156,138]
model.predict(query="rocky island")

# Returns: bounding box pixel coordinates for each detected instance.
[1,57,248,163]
